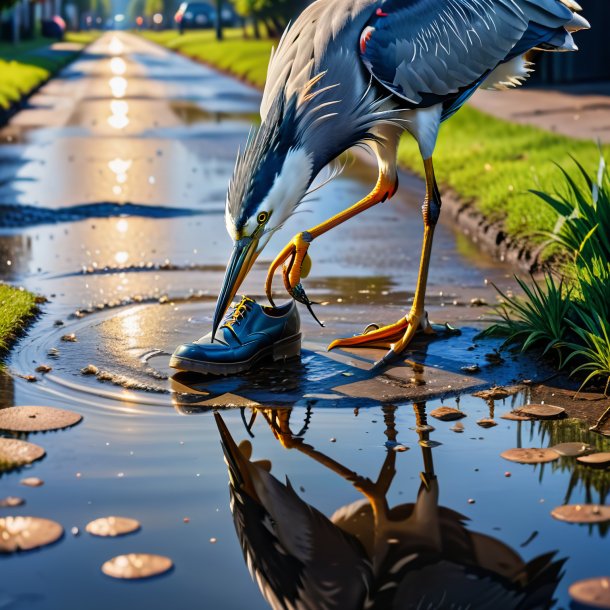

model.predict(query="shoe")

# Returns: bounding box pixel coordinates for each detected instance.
[169,296,301,376]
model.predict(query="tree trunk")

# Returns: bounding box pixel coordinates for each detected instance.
[252,16,260,40]
[214,0,223,41]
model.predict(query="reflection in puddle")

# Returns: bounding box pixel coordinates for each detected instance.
[109,76,127,98]
[214,405,567,609]
[108,36,124,56]
[110,57,127,76]
[108,100,130,130]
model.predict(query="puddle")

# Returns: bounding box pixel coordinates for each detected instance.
[0,32,607,610]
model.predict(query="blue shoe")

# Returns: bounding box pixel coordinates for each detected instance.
[170,296,301,376]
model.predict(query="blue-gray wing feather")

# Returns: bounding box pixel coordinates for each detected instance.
[361,0,573,106]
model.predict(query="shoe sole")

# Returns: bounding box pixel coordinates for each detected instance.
[169,333,302,376]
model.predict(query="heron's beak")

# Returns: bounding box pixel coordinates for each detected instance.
[212,236,260,340]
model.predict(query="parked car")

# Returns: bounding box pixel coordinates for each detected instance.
[174,2,216,32]
[41,16,66,40]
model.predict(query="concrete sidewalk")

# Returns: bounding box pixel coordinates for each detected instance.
[471,81,610,143]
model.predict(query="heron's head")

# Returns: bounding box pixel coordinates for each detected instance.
[212,101,314,337]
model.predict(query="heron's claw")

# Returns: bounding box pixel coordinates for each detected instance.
[289,283,325,327]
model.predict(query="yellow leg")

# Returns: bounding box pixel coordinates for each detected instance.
[329,157,441,361]
[265,171,398,304]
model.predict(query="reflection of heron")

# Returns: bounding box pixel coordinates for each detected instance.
[212,0,589,367]
[215,404,565,609]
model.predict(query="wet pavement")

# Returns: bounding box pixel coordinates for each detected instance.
[0,32,609,609]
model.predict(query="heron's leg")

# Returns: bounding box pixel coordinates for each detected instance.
[329,157,440,356]
[265,170,398,305]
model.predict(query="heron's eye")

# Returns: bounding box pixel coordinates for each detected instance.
[257,211,269,225]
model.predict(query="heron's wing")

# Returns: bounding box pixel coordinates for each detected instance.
[359,0,574,106]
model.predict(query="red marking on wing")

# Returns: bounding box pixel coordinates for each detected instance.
[360,26,375,54]
[376,8,388,16]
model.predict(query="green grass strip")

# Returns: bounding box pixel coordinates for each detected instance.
[0,32,100,111]
[0,284,38,356]
[142,30,610,242]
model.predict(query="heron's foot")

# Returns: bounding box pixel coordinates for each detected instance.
[265,232,324,327]
[265,232,313,304]
[328,310,434,361]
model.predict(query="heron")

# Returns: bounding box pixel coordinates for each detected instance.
[214,406,565,609]
[212,0,589,367]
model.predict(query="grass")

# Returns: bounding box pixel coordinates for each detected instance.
[0,31,100,111]
[0,285,39,359]
[141,29,273,87]
[139,29,609,243]
[485,155,610,395]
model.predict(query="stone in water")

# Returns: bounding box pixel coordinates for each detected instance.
[0,439,45,470]
[577,453,610,468]
[0,516,63,553]
[430,407,466,421]
[569,577,610,609]
[500,448,560,464]
[551,442,593,457]
[102,554,173,580]
[518,404,565,420]
[86,516,141,537]
[0,406,82,433]
[551,504,610,524]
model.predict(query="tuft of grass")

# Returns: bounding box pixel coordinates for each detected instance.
[486,155,610,394]
[140,29,273,88]
[0,284,39,358]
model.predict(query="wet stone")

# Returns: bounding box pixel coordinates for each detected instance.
[35,365,52,374]
[430,407,466,421]
[551,442,593,457]
[20,477,44,487]
[102,553,173,580]
[577,452,610,468]
[450,422,465,433]
[501,411,531,422]
[477,418,497,428]
[501,448,560,464]
[61,334,77,343]
[473,386,514,401]
[569,577,610,608]
[86,516,141,537]
[551,504,610,524]
[0,497,25,508]
[518,404,565,420]
[0,406,82,433]
[0,439,45,470]
[0,516,63,553]
[81,364,99,376]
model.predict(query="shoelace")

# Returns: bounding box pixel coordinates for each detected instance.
[221,296,255,331]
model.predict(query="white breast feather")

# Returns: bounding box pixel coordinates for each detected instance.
[481,55,534,91]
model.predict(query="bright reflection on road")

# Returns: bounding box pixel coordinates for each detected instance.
[108,100,130,129]
[108,158,132,198]
[115,251,129,265]
[110,57,127,76]
[116,218,129,233]
[108,36,124,55]
[109,76,127,98]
